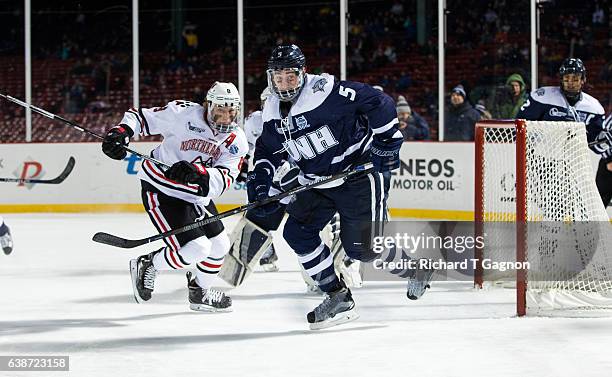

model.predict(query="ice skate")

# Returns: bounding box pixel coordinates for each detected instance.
[186,271,232,312]
[259,244,279,272]
[307,284,359,330]
[406,259,434,300]
[129,251,158,303]
[0,226,13,255]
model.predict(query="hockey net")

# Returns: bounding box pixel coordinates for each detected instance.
[474,120,612,316]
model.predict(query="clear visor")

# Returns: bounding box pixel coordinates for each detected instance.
[266,68,304,101]
[209,103,239,126]
[269,68,301,92]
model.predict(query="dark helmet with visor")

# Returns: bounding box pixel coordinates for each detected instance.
[267,44,306,102]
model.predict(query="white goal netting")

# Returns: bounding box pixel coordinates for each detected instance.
[477,120,612,315]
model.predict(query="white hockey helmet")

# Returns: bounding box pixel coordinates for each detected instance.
[260,86,273,109]
[205,81,241,133]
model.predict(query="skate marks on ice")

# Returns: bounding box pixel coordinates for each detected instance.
[0,312,192,336]
[0,324,386,353]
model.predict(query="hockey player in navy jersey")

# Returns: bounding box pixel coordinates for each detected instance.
[102,81,248,312]
[247,44,403,329]
[516,58,611,205]
[221,88,355,290]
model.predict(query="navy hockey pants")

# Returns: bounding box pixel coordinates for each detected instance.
[283,171,387,291]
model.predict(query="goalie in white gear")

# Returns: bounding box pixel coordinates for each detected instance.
[101,81,248,312]
[237,87,279,272]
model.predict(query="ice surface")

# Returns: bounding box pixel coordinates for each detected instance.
[0,214,611,377]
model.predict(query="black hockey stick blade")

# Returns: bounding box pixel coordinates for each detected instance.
[0,156,76,184]
[92,232,149,249]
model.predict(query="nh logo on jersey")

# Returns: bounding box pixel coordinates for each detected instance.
[312,78,327,93]
[295,115,310,130]
[282,125,338,161]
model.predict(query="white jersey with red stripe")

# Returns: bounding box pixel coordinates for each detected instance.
[119,100,248,205]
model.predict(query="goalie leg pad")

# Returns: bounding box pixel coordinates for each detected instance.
[218,216,273,287]
[332,238,363,288]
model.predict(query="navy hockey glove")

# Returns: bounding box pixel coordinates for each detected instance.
[164,161,210,196]
[371,137,403,172]
[236,154,250,183]
[247,169,280,217]
[102,125,133,160]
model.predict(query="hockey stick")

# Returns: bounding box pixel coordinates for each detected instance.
[0,93,170,169]
[0,156,76,184]
[93,164,374,249]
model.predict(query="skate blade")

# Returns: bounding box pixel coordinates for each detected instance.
[129,259,147,304]
[189,303,233,313]
[309,308,360,330]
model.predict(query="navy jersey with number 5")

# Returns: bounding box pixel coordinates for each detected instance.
[253,73,401,187]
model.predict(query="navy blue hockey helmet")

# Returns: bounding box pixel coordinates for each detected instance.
[559,58,586,102]
[559,58,586,79]
[266,44,306,101]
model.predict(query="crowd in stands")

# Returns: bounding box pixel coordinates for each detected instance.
[0,0,610,143]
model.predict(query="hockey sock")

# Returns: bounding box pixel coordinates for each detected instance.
[194,233,230,288]
[152,236,212,270]
[297,242,340,292]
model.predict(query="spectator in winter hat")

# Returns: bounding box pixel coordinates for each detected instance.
[492,73,528,119]
[444,84,480,141]
[396,96,429,141]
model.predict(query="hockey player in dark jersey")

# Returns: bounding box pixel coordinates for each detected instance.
[247,44,403,329]
[220,89,357,291]
[516,58,611,206]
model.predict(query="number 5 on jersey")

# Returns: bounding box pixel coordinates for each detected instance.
[339,86,356,101]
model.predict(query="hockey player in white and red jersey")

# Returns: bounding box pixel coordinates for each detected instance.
[101,81,248,312]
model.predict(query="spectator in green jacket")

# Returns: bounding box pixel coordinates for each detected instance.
[494,73,528,119]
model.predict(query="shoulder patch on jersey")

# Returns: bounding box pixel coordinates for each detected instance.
[535,88,545,96]
[173,100,197,108]
[288,74,335,116]
[228,144,239,155]
[312,77,327,93]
